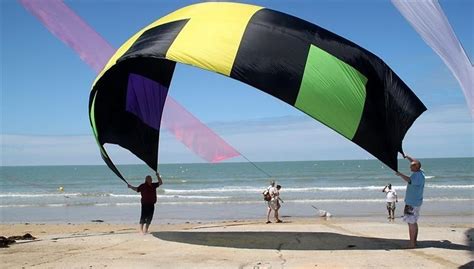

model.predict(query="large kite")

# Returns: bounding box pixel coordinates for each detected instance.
[89,2,426,181]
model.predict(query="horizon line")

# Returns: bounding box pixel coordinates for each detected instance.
[1,156,472,168]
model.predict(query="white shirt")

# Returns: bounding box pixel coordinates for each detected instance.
[264,185,274,195]
[269,187,283,204]
[384,188,397,202]
[267,186,275,195]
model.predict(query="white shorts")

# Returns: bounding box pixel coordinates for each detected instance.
[403,205,421,224]
[268,199,279,211]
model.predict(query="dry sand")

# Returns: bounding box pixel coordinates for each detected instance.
[1,217,472,269]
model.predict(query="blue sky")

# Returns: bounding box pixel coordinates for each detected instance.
[1,0,473,166]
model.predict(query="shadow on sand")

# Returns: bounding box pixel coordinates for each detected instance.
[152,231,472,251]
[465,228,473,250]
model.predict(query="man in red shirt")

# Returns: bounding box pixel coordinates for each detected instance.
[128,172,163,234]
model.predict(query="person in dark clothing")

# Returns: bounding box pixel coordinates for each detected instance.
[128,172,163,234]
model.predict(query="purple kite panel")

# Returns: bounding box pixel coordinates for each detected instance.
[126,73,169,131]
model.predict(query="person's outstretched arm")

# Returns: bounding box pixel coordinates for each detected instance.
[128,184,138,192]
[404,154,416,163]
[396,172,411,184]
[156,172,163,187]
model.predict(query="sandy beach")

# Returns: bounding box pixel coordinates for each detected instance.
[1,217,472,269]
[2,0,473,268]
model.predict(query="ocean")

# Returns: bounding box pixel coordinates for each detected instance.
[0,158,472,223]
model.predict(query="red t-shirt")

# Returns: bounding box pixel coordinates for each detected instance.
[137,183,160,204]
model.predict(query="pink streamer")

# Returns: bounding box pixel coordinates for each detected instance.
[162,98,240,162]
[19,0,240,162]
[19,0,114,73]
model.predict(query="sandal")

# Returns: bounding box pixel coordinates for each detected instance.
[266,221,271,224]
[276,220,283,223]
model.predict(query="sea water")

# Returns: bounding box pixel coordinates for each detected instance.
[0,158,472,223]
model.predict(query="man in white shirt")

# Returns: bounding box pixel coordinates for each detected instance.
[382,183,398,221]
[264,181,276,223]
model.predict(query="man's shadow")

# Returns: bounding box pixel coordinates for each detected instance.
[152,231,472,251]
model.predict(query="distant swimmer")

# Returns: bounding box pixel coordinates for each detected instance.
[128,172,163,235]
[58,186,64,192]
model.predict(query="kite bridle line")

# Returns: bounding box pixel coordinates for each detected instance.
[239,152,273,179]
[107,145,274,185]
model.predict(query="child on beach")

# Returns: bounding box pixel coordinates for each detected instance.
[382,183,398,221]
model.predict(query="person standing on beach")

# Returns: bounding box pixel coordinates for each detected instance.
[396,155,425,248]
[265,184,283,224]
[382,183,398,221]
[128,172,163,234]
[272,185,284,223]
[264,181,276,224]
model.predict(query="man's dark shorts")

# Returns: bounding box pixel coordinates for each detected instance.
[386,202,396,210]
[140,204,155,225]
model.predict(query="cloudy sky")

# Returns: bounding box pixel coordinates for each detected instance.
[1,0,473,166]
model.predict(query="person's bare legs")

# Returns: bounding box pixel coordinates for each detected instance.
[266,207,272,223]
[408,223,418,248]
[139,223,145,235]
[391,208,395,220]
[275,206,282,222]
[414,223,419,242]
[275,211,282,222]
[144,223,151,234]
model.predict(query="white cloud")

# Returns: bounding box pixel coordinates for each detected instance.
[1,104,472,166]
